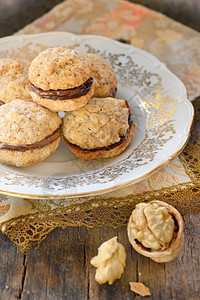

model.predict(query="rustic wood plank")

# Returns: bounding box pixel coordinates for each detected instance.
[165,213,200,300]
[0,212,199,300]
[21,227,89,300]
[0,232,24,300]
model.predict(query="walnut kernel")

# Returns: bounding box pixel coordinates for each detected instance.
[90,236,126,285]
[129,202,174,251]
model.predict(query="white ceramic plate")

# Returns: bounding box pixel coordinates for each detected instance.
[0,32,194,198]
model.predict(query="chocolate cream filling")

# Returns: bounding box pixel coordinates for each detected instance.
[67,114,133,152]
[30,77,94,100]
[0,128,60,152]
[110,87,117,98]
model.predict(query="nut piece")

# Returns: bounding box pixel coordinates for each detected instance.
[129,202,175,251]
[127,200,184,263]
[129,282,151,297]
[90,237,126,285]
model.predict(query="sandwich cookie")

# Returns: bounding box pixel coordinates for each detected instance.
[0,58,30,104]
[29,47,95,112]
[0,99,62,167]
[85,53,118,98]
[62,97,136,160]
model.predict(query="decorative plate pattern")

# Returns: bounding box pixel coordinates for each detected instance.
[0,32,194,198]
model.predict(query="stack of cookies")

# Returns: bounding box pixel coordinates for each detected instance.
[0,47,136,167]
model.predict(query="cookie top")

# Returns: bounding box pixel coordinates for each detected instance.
[62,97,130,149]
[0,58,30,103]
[0,99,62,145]
[28,47,92,90]
[85,53,118,97]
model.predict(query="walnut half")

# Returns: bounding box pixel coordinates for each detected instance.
[127,200,184,263]
[90,236,126,284]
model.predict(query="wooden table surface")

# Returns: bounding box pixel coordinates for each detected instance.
[0,1,200,299]
[0,213,200,300]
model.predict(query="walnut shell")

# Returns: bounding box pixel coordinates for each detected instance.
[127,200,184,263]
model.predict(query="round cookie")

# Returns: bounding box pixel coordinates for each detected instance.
[29,47,95,112]
[62,97,136,160]
[0,58,30,103]
[85,53,118,97]
[0,99,62,167]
